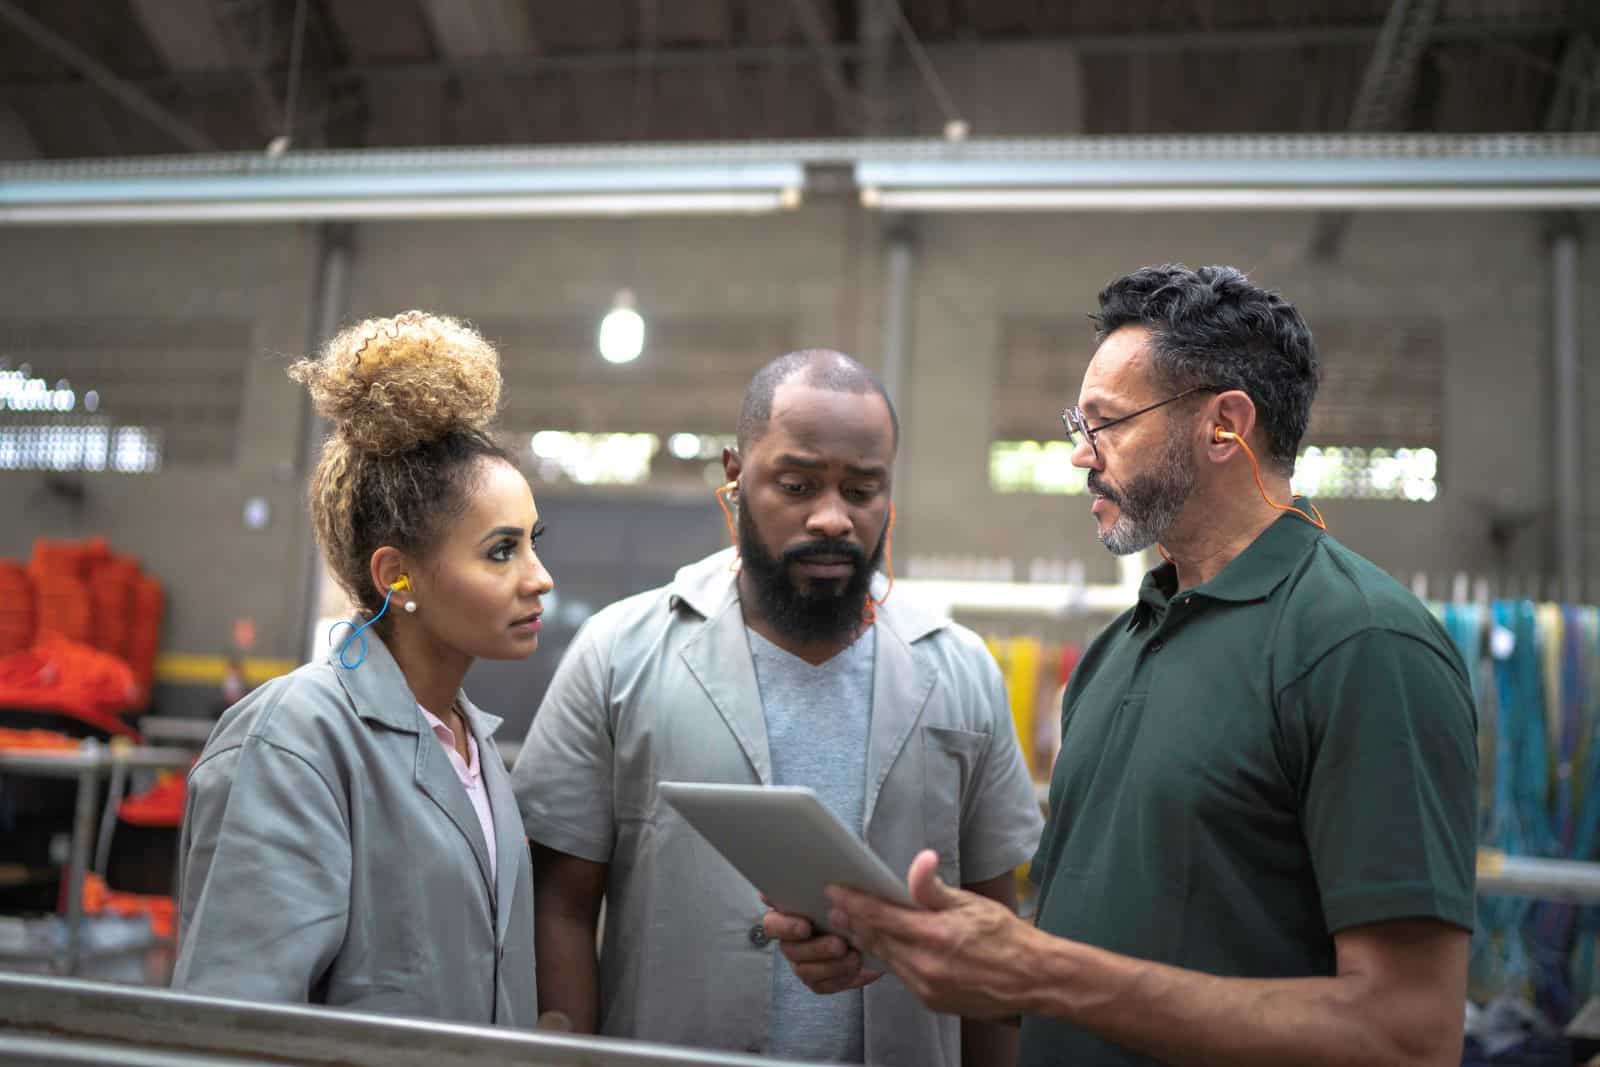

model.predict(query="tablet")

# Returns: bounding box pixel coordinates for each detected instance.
[659,781,915,967]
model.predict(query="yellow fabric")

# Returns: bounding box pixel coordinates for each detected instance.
[1537,602,1563,759]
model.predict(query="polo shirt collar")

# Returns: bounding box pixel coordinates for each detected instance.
[1127,500,1325,629]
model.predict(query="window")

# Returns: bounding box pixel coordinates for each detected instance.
[530,431,660,486]
[1291,446,1437,502]
[1,319,249,468]
[0,420,161,472]
[988,440,1437,501]
[525,430,738,489]
[990,441,1087,495]
[0,362,161,472]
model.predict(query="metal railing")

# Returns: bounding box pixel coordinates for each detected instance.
[0,973,810,1067]
[0,742,196,974]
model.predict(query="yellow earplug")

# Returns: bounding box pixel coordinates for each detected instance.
[1214,427,1237,443]
[390,574,411,593]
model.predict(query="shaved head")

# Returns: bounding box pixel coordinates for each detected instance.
[736,349,899,453]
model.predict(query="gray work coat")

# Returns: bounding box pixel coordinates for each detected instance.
[514,548,1044,1064]
[172,633,536,1026]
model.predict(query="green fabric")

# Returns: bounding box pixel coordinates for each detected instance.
[1018,505,1479,1067]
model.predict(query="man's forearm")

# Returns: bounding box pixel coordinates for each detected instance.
[535,913,601,1033]
[1024,935,1459,1067]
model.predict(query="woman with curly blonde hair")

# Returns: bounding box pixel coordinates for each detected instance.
[172,311,552,1027]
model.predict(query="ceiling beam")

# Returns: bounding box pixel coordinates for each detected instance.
[1545,33,1600,131]
[1309,0,1441,260]
[128,0,231,71]
[858,0,895,135]
[0,18,1581,97]
[0,0,214,152]
[131,0,285,142]
[787,0,861,130]
[417,0,534,57]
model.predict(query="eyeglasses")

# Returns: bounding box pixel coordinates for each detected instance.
[1061,386,1215,462]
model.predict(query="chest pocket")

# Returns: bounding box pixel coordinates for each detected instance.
[920,725,985,884]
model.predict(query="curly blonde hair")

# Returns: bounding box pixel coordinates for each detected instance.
[289,311,513,614]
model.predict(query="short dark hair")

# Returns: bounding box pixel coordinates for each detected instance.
[1093,264,1319,475]
[736,348,899,453]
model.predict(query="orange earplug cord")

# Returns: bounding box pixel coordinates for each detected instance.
[1213,428,1326,529]
[1157,429,1325,565]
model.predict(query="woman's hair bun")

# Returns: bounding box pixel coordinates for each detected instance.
[288,310,502,454]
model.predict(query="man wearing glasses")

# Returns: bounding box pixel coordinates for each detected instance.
[821,264,1478,1067]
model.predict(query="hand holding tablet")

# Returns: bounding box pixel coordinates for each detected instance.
[658,781,917,971]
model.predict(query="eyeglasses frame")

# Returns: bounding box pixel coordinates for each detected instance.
[1060,385,1217,461]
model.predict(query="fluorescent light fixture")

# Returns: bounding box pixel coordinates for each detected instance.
[0,159,805,224]
[856,153,1600,212]
[0,190,797,223]
[861,186,1600,211]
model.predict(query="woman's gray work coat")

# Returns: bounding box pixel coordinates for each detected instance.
[171,633,536,1026]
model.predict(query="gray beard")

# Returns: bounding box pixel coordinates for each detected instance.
[1095,432,1197,556]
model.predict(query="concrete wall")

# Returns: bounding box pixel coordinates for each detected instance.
[0,202,1593,704]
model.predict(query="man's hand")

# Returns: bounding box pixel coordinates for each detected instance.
[826,849,1040,1019]
[761,906,883,994]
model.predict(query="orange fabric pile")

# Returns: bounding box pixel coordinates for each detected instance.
[79,872,175,940]
[0,634,142,737]
[0,538,163,733]
[118,769,188,828]
[0,726,80,751]
[0,562,33,656]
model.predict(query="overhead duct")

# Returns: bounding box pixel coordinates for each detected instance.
[4,135,1599,224]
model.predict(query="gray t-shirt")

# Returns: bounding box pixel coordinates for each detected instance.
[748,626,875,1065]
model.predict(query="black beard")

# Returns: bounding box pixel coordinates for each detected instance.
[737,502,885,644]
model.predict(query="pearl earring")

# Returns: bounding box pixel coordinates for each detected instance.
[403,600,417,614]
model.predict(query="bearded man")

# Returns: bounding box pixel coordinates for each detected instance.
[512,348,1042,1067]
[819,266,1479,1067]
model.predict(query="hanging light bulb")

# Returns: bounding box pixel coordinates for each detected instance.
[598,288,645,365]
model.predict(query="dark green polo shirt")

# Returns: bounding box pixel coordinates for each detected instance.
[1018,506,1478,1067]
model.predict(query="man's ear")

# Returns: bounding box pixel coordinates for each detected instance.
[1209,390,1259,459]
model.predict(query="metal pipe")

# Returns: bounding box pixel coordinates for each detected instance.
[62,746,99,976]
[1478,851,1600,902]
[91,757,128,877]
[0,973,812,1067]
[1550,223,1583,603]
[879,226,914,411]
[300,223,352,665]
